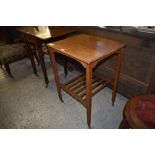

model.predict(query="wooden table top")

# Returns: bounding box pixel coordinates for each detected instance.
[48,34,125,64]
[17,26,77,41]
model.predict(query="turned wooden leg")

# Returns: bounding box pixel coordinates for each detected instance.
[112,50,123,106]
[49,51,64,102]
[86,64,93,128]
[5,63,13,78]
[38,45,49,87]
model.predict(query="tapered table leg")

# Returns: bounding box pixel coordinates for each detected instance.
[63,57,68,77]
[86,64,93,128]
[37,45,49,87]
[28,52,38,77]
[112,51,122,105]
[49,51,64,102]
[25,41,38,77]
[32,45,40,65]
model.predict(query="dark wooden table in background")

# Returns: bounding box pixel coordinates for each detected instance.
[18,26,77,87]
[48,34,125,128]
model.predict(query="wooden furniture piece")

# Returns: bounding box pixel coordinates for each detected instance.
[48,34,125,128]
[17,26,77,87]
[75,26,155,98]
[119,95,155,129]
[0,43,37,77]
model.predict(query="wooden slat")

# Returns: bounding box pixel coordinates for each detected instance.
[82,82,109,100]
[79,79,105,98]
[62,74,110,105]
[72,75,97,93]
[70,79,86,91]
[78,90,86,98]
[74,78,98,94]
[64,74,84,86]
[74,84,86,94]
[61,85,86,108]
[93,79,105,89]
[82,81,109,99]
[72,77,98,93]
[92,82,109,96]
[66,75,85,88]
[94,73,113,85]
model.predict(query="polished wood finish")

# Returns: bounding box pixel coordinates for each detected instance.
[49,51,64,102]
[119,95,155,129]
[48,34,124,64]
[112,50,122,105]
[48,34,125,127]
[75,26,155,98]
[18,26,77,87]
[18,26,77,41]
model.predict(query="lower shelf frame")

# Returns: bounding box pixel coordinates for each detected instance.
[60,73,112,108]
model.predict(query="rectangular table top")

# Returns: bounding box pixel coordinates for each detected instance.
[17,26,77,41]
[48,34,125,64]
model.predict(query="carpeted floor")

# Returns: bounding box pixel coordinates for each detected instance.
[0,56,127,128]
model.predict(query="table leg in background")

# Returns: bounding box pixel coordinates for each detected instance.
[37,45,49,87]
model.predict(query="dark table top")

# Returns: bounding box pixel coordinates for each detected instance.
[17,26,77,41]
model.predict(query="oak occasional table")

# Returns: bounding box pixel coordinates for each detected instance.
[48,34,125,128]
[18,26,77,87]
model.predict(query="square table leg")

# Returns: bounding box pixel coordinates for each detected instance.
[49,51,64,102]
[86,64,93,128]
[112,51,122,105]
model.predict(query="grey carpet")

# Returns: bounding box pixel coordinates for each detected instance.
[0,56,127,128]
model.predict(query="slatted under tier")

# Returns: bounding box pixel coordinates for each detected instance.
[61,74,111,107]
